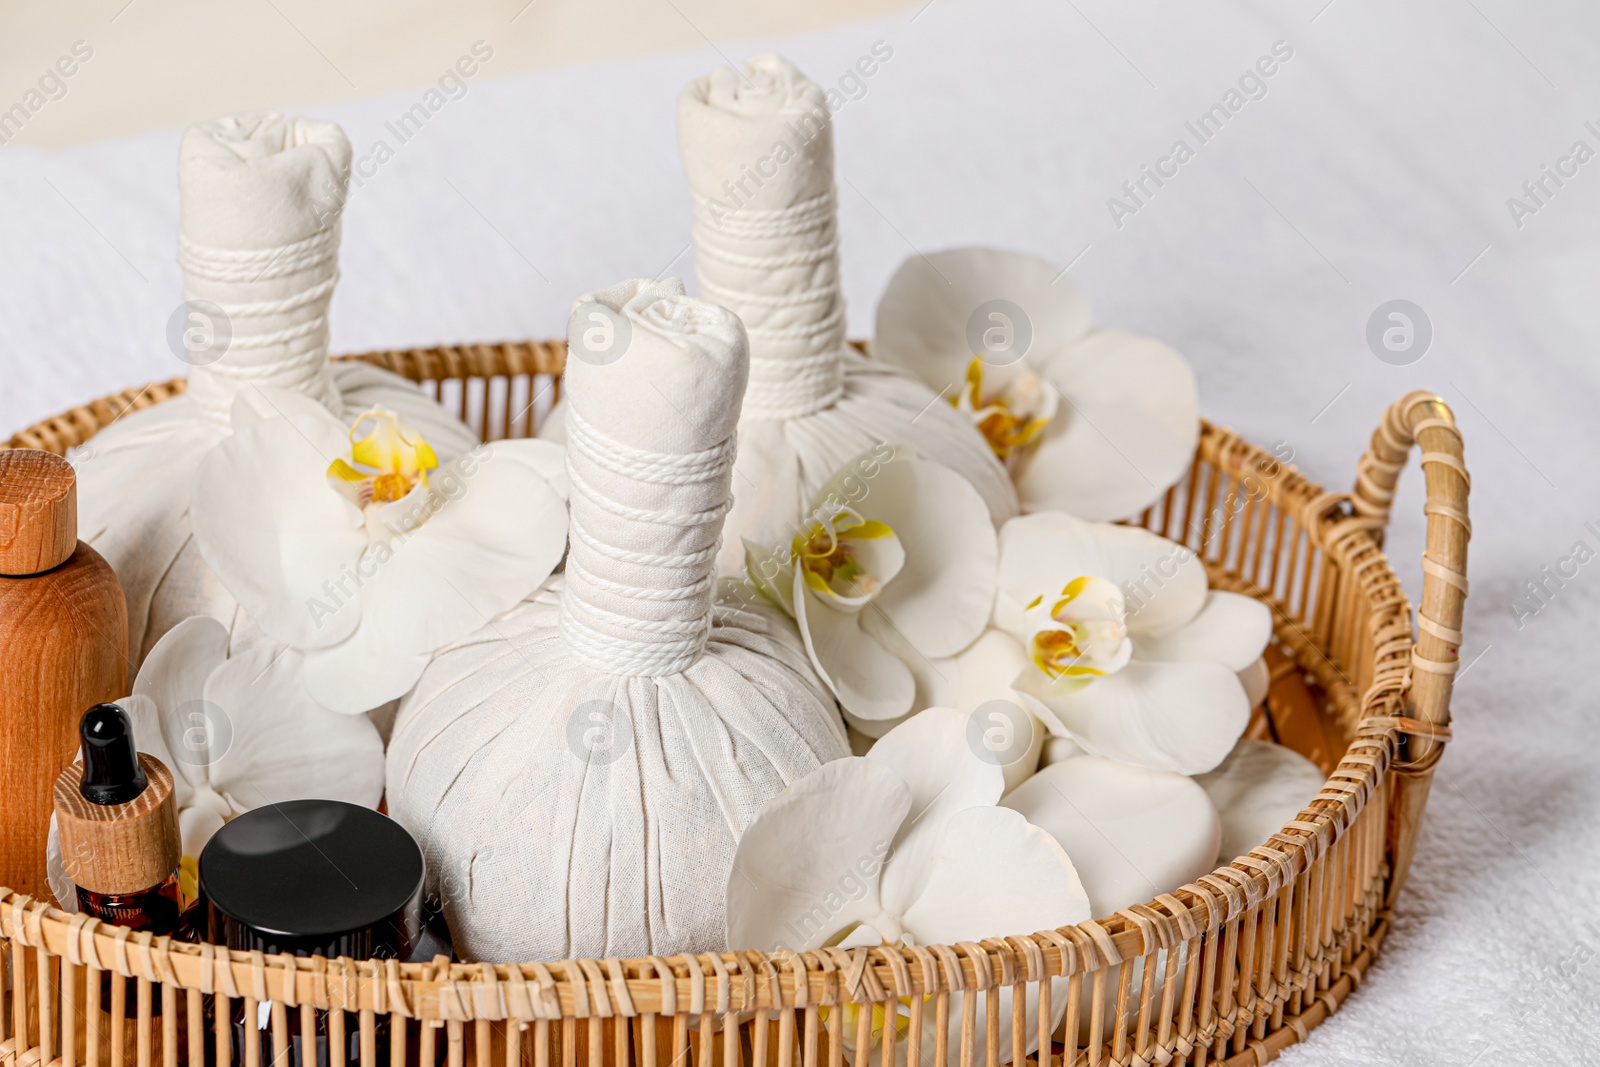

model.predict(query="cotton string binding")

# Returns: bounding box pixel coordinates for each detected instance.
[178,223,342,424]
[690,187,846,420]
[559,404,735,677]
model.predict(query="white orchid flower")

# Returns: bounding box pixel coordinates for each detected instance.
[1004,753,1223,1051]
[1004,754,1222,917]
[190,387,568,714]
[994,511,1272,775]
[876,627,1046,792]
[744,447,998,737]
[727,708,1089,1062]
[47,616,384,909]
[1195,739,1326,866]
[874,248,1199,520]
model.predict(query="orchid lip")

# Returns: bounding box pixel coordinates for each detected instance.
[955,356,1056,464]
[1024,575,1132,686]
[326,407,440,532]
[792,506,899,608]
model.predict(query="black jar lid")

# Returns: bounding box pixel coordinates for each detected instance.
[199,801,425,960]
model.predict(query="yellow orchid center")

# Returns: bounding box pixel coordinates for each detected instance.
[177,854,200,909]
[792,506,898,604]
[821,997,914,1049]
[954,357,1055,463]
[326,408,439,511]
[1025,575,1132,686]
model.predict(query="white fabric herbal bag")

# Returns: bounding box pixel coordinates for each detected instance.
[75,113,478,668]
[544,56,1017,574]
[386,278,849,962]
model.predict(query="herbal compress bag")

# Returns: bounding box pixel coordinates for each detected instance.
[386,279,849,962]
[544,56,1016,574]
[76,113,477,666]
[679,56,1017,573]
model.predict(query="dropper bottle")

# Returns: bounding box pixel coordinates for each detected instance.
[54,703,184,933]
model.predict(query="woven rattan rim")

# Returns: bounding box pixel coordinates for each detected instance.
[0,341,1469,1067]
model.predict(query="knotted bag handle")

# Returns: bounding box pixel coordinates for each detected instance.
[1351,390,1470,762]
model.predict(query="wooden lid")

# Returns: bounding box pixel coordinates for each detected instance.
[55,753,182,895]
[0,450,78,576]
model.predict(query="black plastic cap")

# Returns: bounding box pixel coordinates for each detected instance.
[79,703,148,806]
[199,801,425,960]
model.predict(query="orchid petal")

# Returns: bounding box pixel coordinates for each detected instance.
[1195,739,1326,865]
[866,457,997,660]
[835,924,884,950]
[1036,734,1083,769]
[743,538,796,616]
[946,629,1031,713]
[925,630,1042,792]
[300,449,568,713]
[898,805,1090,946]
[332,362,482,462]
[131,616,227,745]
[718,419,803,576]
[1003,755,1220,916]
[726,757,908,952]
[1238,657,1270,709]
[897,806,1087,1064]
[1017,329,1199,521]
[192,403,367,650]
[853,623,1041,787]
[795,567,915,732]
[302,637,434,718]
[1134,592,1273,672]
[349,408,438,478]
[177,804,228,860]
[204,644,385,811]
[45,816,75,912]
[1014,659,1249,775]
[866,708,1005,821]
[489,439,570,500]
[873,248,1093,398]
[995,511,1205,639]
[868,708,1006,919]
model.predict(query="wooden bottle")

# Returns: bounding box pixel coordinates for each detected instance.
[0,449,128,901]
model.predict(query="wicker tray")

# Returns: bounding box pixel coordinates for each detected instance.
[0,341,1469,1067]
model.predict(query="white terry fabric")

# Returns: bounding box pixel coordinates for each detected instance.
[677,56,1017,575]
[74,114,478,667]
[385,278,848,962]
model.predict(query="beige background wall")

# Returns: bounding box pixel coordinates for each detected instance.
[0,0,916,149]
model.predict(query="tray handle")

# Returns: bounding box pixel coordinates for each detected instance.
[1351,390,1471,756]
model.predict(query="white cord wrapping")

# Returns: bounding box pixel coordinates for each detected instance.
[179,223,342,423]
[559,405,735,676]
[689,186,847,421]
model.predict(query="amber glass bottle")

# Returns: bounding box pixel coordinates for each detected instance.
[55,703,185,924]
[54,703,189,1062]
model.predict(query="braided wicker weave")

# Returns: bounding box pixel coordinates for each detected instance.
[0,341,1468,1067]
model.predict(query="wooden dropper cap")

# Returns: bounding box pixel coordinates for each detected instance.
[54,704,182,896]
[0,449,78,577]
